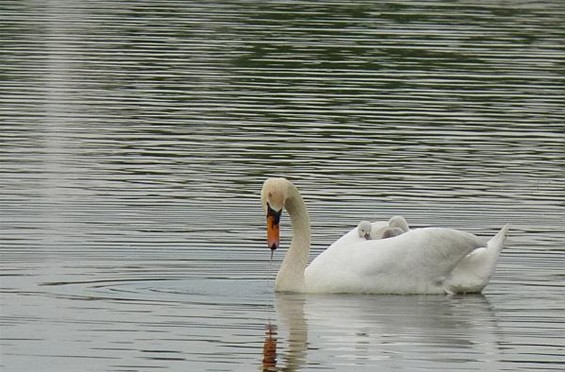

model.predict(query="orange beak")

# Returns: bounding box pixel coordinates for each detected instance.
[266,205,282,255]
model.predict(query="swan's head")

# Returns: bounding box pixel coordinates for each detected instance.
[261,178,288,253]
[357,221,373,240]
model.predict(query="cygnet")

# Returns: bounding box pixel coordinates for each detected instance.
[381,226,406,239]
[357,221,373,240]
[388,215,409,232]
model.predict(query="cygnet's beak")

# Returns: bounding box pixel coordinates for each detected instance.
[266,205,282,256]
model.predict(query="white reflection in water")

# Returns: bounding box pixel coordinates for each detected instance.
[270,293,506,371]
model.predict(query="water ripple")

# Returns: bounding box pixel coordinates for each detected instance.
[1,1,564,371]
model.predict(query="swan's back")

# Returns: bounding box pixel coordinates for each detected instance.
[305,228,482,294]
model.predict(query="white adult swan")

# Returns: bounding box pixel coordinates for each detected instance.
[261,177,509,294]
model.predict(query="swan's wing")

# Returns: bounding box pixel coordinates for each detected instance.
[306,228,482,294]
[355,229,482,285]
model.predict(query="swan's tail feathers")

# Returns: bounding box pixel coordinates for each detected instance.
[488,224,510,253]
[443,224,509,294]
[481,223,510,275]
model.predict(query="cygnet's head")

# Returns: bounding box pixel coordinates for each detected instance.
[388,216,409,232]
[357,221,373,240]
[381,226,405,239]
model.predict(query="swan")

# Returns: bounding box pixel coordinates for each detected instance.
[261,177,509,294]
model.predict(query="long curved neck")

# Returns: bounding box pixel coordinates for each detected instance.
[275,181,311,292]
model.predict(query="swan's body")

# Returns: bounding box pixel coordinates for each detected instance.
[261,178,509,294]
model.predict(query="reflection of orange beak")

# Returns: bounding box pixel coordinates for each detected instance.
[266,206,281,254]
[262,323,277,370]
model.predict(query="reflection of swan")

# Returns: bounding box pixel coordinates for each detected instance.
[269,293,503,371]
[262,323,278,371]
[261,178,509,294]
[261,294,308,371]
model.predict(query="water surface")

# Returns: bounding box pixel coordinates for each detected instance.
[1,1,564,371]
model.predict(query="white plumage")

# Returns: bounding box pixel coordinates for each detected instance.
[261,177,509,295]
